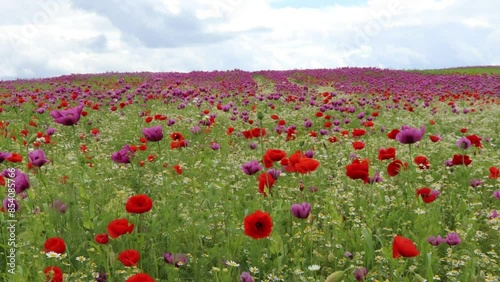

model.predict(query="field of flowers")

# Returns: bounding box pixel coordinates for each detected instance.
[0,67,499,282]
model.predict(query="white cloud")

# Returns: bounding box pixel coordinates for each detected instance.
[0,0,499,80]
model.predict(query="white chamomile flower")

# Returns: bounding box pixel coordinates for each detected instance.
[45,251,61,259]
[308,264,321,271]
[226,260,239,267]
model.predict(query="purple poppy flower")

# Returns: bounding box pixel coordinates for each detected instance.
[456,137,471,150]
[444,232,461,246]
[210,143,220,151]
[304,150,314,158]
[249,142,257,150]
[1,169,30,194]
[28,149,49,167]
[395,125,426,144]
[290,202,311,219]
[494,191,500,200]
[489,210,498,219]
[268,169,281,180]
[368,171,383,184]
[49,104,84,126]
[344,251,353,259]
[240,272,255,282]
[167,118,176,126]
[46,127,56,136]
[3,197,19,212]
[0,152,12,163]
[95,272,107,282]
[241,160,262,175]
[142,125,163,142]
[353,267,367,281]
[444,159,454,167]
[50,199,68,214]
[110,145,134,164]
[163,252,187,267]
[304,119,312,128]
[426,235,443,246]
[469,179,482,188]
[190,126,201,134]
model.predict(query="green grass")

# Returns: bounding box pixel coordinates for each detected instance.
[410,66,500,75]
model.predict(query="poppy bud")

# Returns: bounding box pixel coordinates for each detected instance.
[325,270,345,282]
[257,112,264,120]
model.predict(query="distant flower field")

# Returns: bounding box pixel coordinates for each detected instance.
[0,67,499,281]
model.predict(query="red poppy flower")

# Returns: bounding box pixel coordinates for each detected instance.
[6,153,22,163]
[315,111,324,117]
[416,188,438,203]
[378,147,396,161]
[451,154,472,166]
[363,121,374,127]
[118,249,140,266]
[145,116,153,123]
[107,218,134,238]
[126,273,155,282]
[387,129,400,139]
[170,132,184,141]
[328,136,337,143]
[284,151,320,174]
[286,128,296,141]
[270,114,279,120]
[352,128,366,137]
[352,141,365,150]
[226,127,234,135]
[126,194,153,214]
[429,135,441,142]
[465,134,482,148]
[263,149,287,168]
[258,172,275,196]
[414,155,430,169]
[387,160,408,176]
[244,210,273,239]
[44,237,66,254]
[170,140,188,149]
[460,128,467,133]
[173,164,182,174]
[489,166,499,179]
[346,159,369,183]
[393,235,420,258]
[44,266,63,282]
[278,119,286,126]
[251,127,266,138]
[94,233,109,244]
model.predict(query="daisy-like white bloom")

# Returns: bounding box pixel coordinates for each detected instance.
[226,260,239,267]
[308,264,321,271]
[76,256,87,262]
[45,251,61,259]
[249,266,259,274]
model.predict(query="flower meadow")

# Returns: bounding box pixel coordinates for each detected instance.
[0,67,499,282]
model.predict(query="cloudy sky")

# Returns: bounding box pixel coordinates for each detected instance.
[0,0,498,80]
